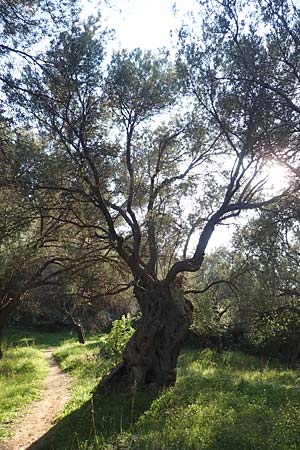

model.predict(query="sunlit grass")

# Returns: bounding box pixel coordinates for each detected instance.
[54,337,110,416]
[0,326,73,442]
[34,336,155,450]
[35,345,300,450]
[133,350,300,450]
[4,326,75,349]
[0,346,48,440]
[3,329,300,450]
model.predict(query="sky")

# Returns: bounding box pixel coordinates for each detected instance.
[81,0,199,51]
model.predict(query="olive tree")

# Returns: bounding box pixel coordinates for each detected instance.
[14,5,297,391]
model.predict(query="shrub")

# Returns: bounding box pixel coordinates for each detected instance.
[100,314,135,364]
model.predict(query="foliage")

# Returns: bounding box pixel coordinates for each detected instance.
[230,212,300,362]
[187,248,237,336]
[19,0,295,283]
[248,307,300,362]
[186,205,300,364]
[100,314,135,364]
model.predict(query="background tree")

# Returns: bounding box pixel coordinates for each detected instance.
[185,247,245,352]
[230,206,300,365]
[0,124,82,355]
[198,0,300,179]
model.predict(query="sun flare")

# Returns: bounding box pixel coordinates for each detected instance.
[265,163,291,194]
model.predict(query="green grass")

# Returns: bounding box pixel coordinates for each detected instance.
[0,326,74,442]
[3,326,75,349]
[33,344,300,450]
[134,350,300,450]
[0,346,49,440]
[2,328,300,450]
[34,336,156,450]
[54,336,111,415]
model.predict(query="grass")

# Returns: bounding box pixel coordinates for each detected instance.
[134,350,300,450]
[34,336,156,450]
[0,326,76,442]
[34,343,300,450]
[3,326,75,349]
[0,345,48,440]
[2,327,300,449]
[53,337,111,415]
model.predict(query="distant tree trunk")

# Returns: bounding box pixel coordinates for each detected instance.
[65,308,85,344]
[73,320,85,344]
[96,281,192,393]
[0,321,4,359]
[290,329,300,367]
[0,294,21,358]
[216,335,224,353]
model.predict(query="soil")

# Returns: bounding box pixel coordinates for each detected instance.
[0,347,72,450]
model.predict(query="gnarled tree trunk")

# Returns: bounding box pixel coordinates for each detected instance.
[96,281,192,393]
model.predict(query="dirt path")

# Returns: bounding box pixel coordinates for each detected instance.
[1,347,72,450]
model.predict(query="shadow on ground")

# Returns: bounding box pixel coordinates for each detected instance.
[27,388,157,450]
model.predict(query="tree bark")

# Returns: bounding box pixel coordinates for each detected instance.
[65,309,85,344]
[0,321,4,359]
[73,321,85,344]
[0,294,21,358]
[96,281,192,393]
